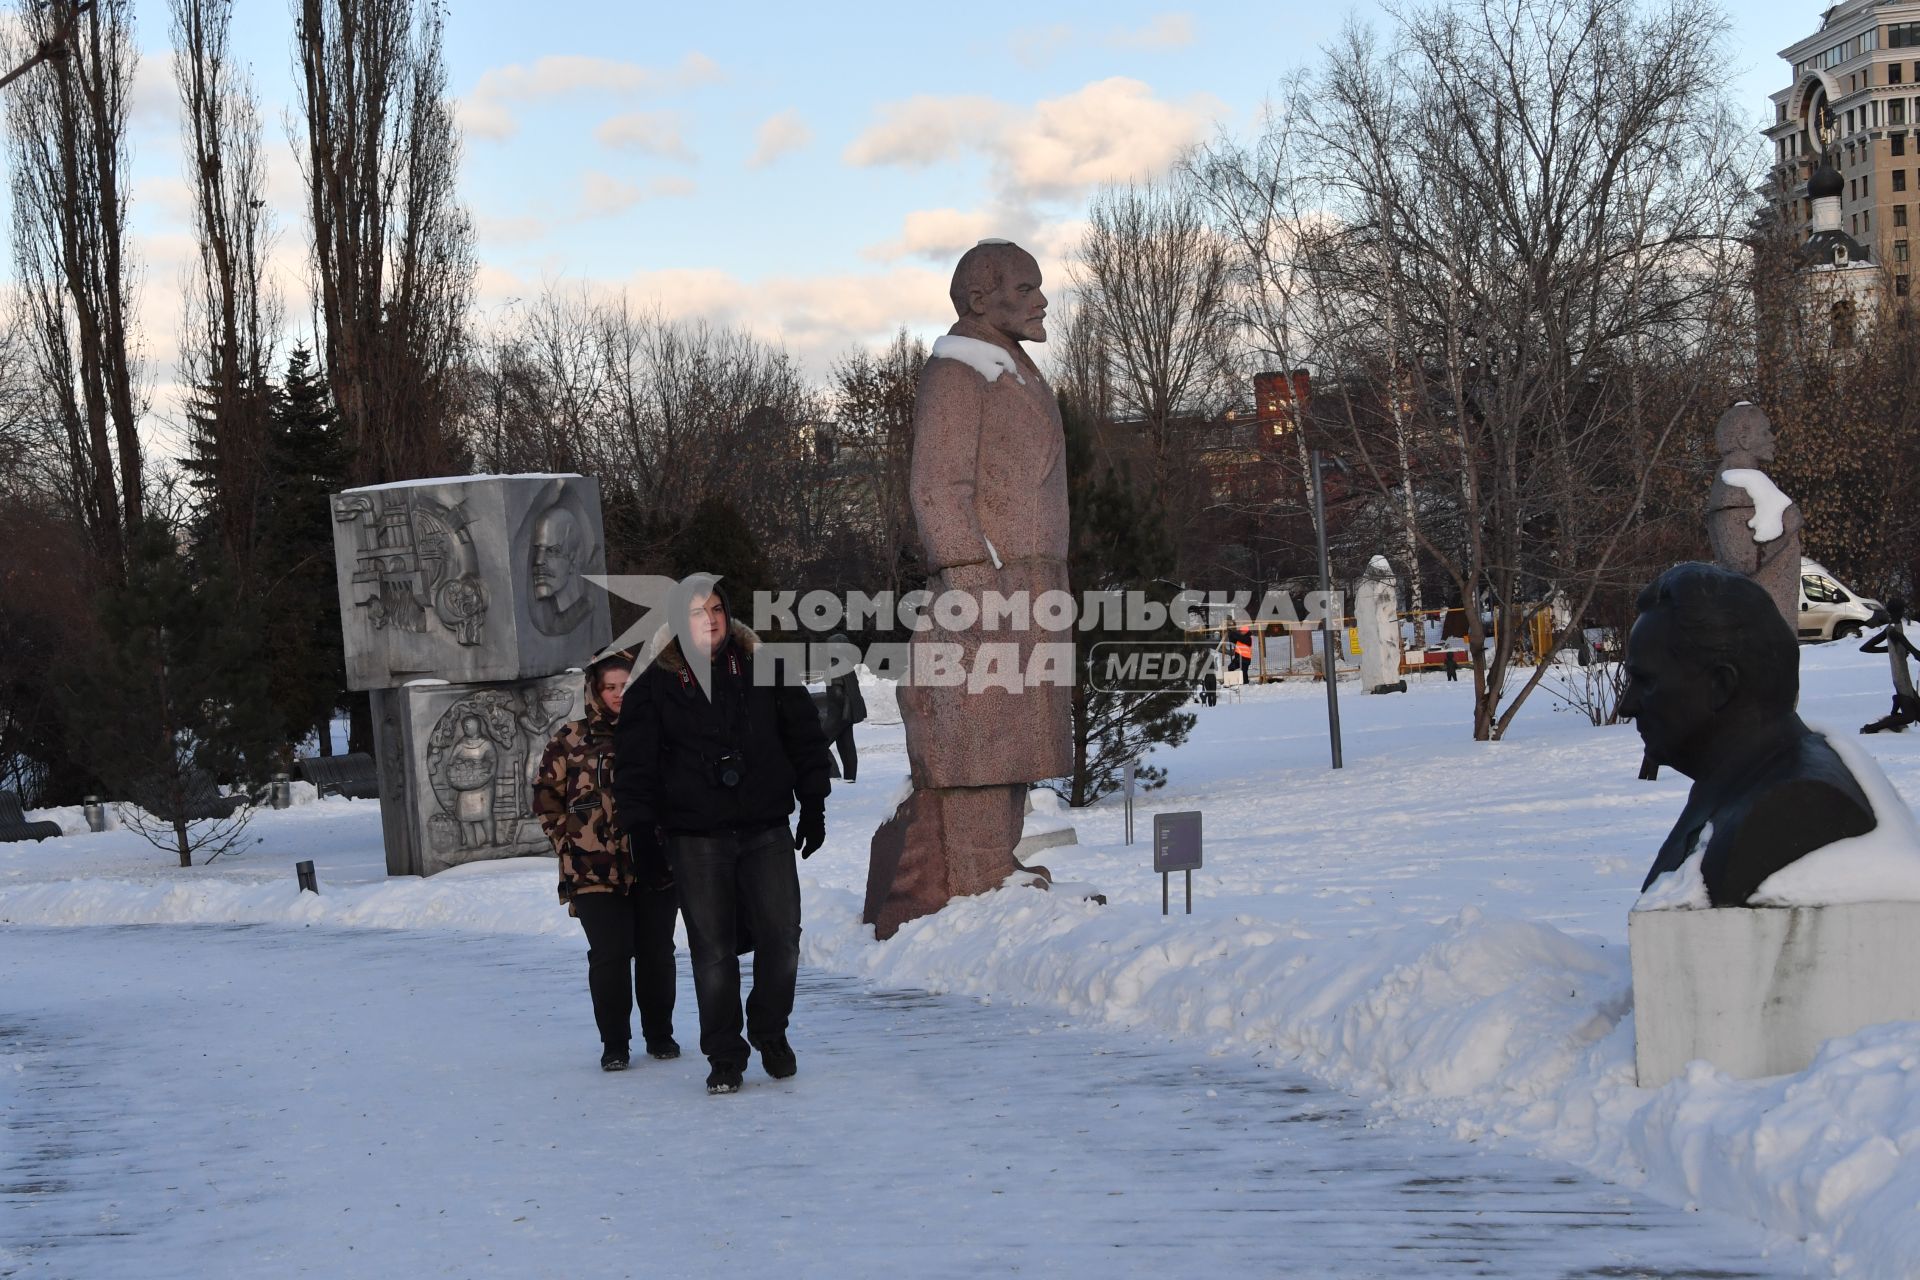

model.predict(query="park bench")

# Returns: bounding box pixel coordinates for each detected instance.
[0,791,62,843]
[296,752,381,800]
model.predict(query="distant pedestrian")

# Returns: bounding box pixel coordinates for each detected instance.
[1444,650,1460,682]
[534,651,680,1073]
[823,632,867,781]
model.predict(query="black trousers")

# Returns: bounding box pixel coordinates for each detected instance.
[573,887,680,1050]
[833,723,858,782]
[667,825,801,1070]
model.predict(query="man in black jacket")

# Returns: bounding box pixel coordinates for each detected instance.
[613,576,831,1094]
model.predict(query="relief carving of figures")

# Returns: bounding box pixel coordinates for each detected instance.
[426,693,521,852]
[334,490,491,645]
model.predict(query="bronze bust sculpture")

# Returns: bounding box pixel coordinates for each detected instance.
[1623,563,1874,906]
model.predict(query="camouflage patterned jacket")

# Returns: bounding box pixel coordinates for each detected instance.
[534,680,669,904]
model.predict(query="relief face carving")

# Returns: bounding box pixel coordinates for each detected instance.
[334,490,491,646]
[524,487,594,636]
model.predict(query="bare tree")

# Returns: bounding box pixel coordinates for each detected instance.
[174,0,277,585]
[1071,180,1234,521]
[3,0,145,574]
[294,0,472,486]
[1297,0,1756,740]
[830,328,924,598]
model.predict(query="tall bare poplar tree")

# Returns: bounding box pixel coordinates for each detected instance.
[174,0,277,585]
[1071,181,1233,517]
[4,0,144,574]
[294,0,472,485]
[1297,0,1754,741]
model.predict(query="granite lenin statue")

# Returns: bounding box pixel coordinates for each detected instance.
[1624,563,1874,906]
[863,241,1073,940]
[1706,403,1802,632]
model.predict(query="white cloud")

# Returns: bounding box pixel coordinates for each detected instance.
[841,95,1011,169]
[844,78,1219,204]
[1006,12,1197,67]
[1005,78,1214,199]
[459,52,720,143]
[863,208,1004,263]
[1011,23,1074,69]
[468,263,957,377]
[579,172,696,218]
[594,111,694,161]
[1111,13,1196,50]
[747,109,812,169]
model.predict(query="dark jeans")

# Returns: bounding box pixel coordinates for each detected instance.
[667,824,801,1069]
[573,887,679,1050]
[833,723,858,782]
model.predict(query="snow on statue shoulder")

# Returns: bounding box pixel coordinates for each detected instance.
[930,333,1026,385]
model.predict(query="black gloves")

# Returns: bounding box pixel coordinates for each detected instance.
[794,803,825,858]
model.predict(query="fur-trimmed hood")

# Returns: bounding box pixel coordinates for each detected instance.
[647,619,761,676]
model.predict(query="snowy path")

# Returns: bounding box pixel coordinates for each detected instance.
[0,925,1809,1279]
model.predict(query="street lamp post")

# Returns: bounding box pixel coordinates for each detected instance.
[1311,449,1344,770]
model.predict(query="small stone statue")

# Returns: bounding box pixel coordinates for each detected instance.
[1706,403,1802,633]
[1623,563,1874,905]
[446,714,499,849]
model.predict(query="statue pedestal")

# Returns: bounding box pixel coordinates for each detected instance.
[1629,902,1920,1087]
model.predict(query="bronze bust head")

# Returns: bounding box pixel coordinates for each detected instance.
[1623,563,1875,905]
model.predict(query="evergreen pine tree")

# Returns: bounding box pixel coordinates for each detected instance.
[66,518,282,865]
[258,345,352,756]
[1054,396,1196,807]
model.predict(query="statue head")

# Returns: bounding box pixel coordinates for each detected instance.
[1714,402,1776,466]
[460,713,484,739]
[530,506,585,605]
[949,240,1047,344]
[1619,562,1799,779]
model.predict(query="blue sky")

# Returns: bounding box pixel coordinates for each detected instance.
[22,1,1842,442]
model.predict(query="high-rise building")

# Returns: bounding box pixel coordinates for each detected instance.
[1766,0,1920,299]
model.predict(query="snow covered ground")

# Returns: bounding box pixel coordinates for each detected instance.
[4,640,1919,1276]
[2,924,1802,1279]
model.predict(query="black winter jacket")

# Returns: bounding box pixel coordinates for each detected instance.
[612,622,832,839]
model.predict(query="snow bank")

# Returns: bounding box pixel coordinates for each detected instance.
[0,858,568,937]
[798,883,1919,1277]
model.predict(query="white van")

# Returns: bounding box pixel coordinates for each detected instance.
[1799,558,1887,643]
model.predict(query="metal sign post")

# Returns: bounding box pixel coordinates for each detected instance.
[1122,760,1137,845]
[1152,811,1202,915]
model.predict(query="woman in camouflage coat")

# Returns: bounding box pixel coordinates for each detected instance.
[534,651,679,1071]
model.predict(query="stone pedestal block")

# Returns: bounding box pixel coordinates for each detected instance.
[331,474,611,691]
[1629,902,1920,1088]
[370,672,584,877]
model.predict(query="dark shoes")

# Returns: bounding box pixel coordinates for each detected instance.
[646,1038,681,1060]
[601,1045,630,1072]
[752,1035,797,1080]
[706,1063,743,1094]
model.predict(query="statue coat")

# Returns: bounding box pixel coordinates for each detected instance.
[898,317,1074,789]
